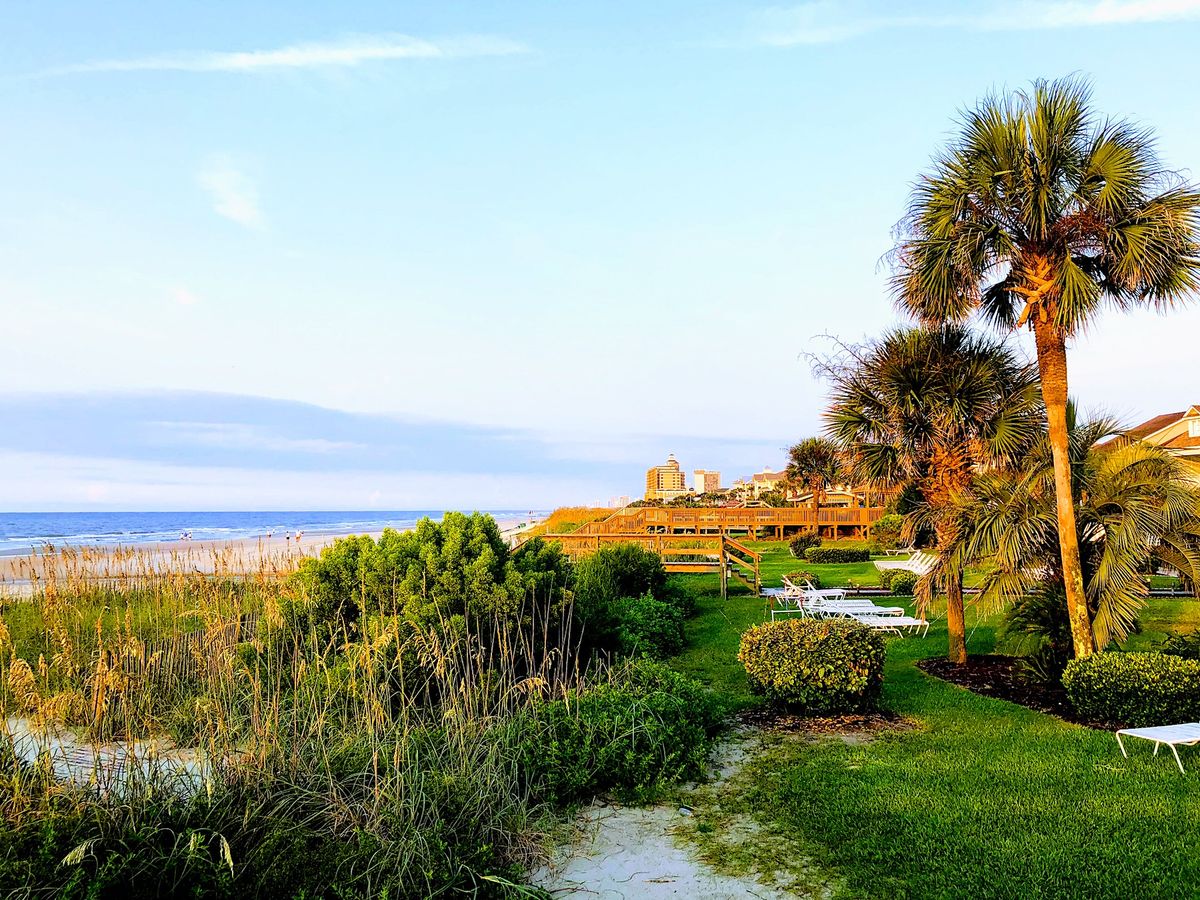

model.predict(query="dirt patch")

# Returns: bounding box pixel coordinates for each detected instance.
[918,654,1120,729]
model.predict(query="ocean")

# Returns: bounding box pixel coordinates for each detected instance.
[0,510,545,556]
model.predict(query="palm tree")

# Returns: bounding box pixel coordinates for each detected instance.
[943,406,1200,674]
[822,325,1041,663]
[785,437,843,509]
[893,76,1200,658]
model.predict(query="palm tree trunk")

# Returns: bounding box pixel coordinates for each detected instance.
[1033,319,1096,658]
[945,567,966,665]
[933,518,967,664]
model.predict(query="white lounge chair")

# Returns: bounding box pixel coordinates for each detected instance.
[1115,723,1200,773]
[842,612,930,637]
[770,590,907,621]
[782,576,847,601]
[874,551,937,576]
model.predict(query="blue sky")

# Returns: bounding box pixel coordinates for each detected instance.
[3,0,1200,510]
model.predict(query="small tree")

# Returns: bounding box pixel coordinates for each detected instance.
[822,325,1041,664]
[785,437,844,508]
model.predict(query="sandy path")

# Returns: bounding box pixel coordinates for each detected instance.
[531,732,813,899]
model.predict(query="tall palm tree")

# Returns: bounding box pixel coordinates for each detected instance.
[893,76,1200,658]
[942,406,1200,673]
[823,325,1041,663]
[785,437,843,509]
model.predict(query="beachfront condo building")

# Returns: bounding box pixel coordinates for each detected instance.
[645,455,690,501]
[693,469,721,493]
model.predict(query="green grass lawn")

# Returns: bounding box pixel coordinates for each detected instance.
[669,541,1200,899]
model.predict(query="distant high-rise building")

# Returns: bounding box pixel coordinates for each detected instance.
[693,469,721,494]
[645,454,689,501]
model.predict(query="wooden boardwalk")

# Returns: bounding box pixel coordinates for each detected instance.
[547,505,886,542]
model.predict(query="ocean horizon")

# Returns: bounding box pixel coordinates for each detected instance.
[0,510,548,556]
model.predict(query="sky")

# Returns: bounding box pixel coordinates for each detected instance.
[3,0,1200,510]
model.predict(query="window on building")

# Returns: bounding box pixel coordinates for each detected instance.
[1189,418,1200,438]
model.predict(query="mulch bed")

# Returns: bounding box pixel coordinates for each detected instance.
[918,654,1120,730]
[734,707,912,735]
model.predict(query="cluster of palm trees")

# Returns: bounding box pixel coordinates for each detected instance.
[814,77,1200,667]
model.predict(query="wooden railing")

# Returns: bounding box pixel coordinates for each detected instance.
[558,505,885,537]
[544,532,759,600]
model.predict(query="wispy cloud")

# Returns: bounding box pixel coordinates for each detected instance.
[753,0,1200,46]
[33,33,527,77]
[197,159,263,230]
[150,421,365,454]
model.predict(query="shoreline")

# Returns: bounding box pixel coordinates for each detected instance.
[0,516,541,597]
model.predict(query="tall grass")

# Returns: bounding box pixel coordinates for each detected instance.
[0,544,703,898]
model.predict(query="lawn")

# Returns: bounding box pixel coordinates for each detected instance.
[669,542,1200,899]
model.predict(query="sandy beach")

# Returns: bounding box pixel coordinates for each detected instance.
[0,517,538,597]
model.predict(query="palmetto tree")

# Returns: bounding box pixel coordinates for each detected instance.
[822,326,1041,663]
[893,77,1200,658]
[942,406,1200,670]
[785,437,843,509]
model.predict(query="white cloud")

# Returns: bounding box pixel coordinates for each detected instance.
[173,287,199,306]
[753,0,1200,46]
[149,421,364,454]
[34,33,527,77]
[197,160,263,229]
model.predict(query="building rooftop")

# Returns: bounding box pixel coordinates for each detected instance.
[1127,410,1190,440]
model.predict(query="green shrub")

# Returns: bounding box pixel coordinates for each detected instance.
[804,547,871,564]
[789,530,822,558]
[871,514,906,551]
[572,544,668,647]
[516,659,723,804]
[738,619,886,713]
[288,533,375,633]
[1162,630,1200,661]
[888,571,918,595]
[878,568,897,590]
[614,593,685,658]
[1062,651,1200,726]
[286,513,571,631]
[785,570,821,590]
[661,576,699,616]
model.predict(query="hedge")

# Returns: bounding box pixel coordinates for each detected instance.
[738,619,886,713]
[804,547,872,564]
[1062,651,1200,726]
[789,531,822,559]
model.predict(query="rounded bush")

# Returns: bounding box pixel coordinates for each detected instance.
[789,530,822,558]
[804,547,871,564]
[1062,651,1200,726]
[888,571,918,596]
[738,619,886,713]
